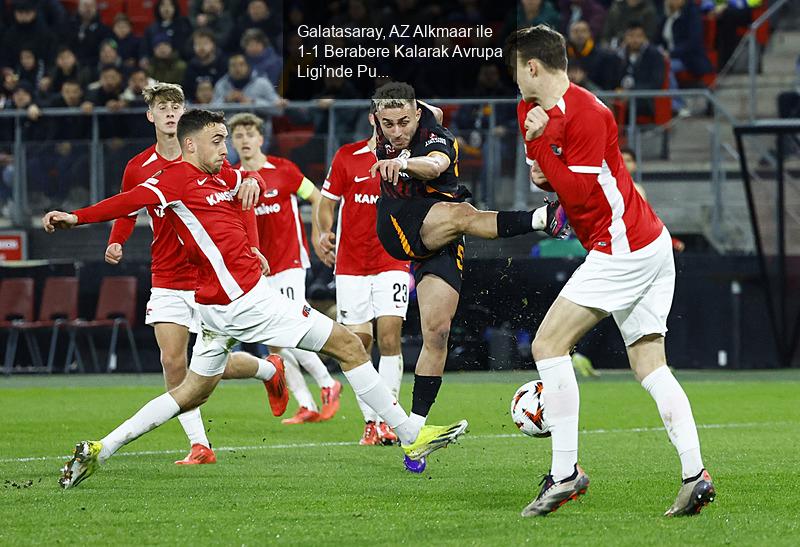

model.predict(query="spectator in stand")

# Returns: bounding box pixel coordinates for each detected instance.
[16,49,46,92]
[193,0,234,56]
[120,69,154,138]
[183,28,227,101]
[603,0,659,47]
[502,0,560,40]
[311,74,360,139]
[147,34,187,85]
[111,13,142,70]
[567,20,622,90]
[241,29,282,86]
[97,39,123,74]
[142,0,194,65]
[212,54,285,148]
[618,21,665,117]
[44,80,91,202]
[2,82,44,142]
[701,0,761,71]
[35,0,67,29]
[568,59,603,93]
[560,0,607,39]
[1,0,55,69]
[660,0,713,79]
[232,0,282,53]
[38,46,92,101]
[63,0,111,67]
[192,78,215,104]
[81,65,127,137]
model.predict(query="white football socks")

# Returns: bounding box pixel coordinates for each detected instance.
[99,392,181,462]
[379,354,403,399]
[343,362,414,444]
[355,394,378,422]
[641,365,704,479]
[253,357,276,381]
[291,348,335,389]
[537,355,580,481]
[279,349,318,411]
[176,408,210,448]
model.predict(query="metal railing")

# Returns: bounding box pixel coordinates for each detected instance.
[0,90,743,245]
[748,0,792,121]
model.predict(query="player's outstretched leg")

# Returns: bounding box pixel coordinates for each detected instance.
[630,336,715,516]
[316,321,468,467]
[223,351,289,416]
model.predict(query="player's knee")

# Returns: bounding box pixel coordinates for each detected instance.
[377,331,401,355]
[161,353,188,386]
[451,202,477,232]
[336,328,371,368]
[531,334,561,363]
[422,320,451,352]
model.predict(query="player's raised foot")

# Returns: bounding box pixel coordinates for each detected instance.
[359,421,380,445]
[174,443,217,465]
[318,380,342,421]
[263,354,289,416]
[378,422,399,445]
[59,440,102,490]
[401,419,469,461]
[543,198,570,239]
[664,469,716,517]
[521,464,589,517]
[281,406,321,425]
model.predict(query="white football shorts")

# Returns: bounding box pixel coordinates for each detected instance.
[190,276,334,376]
[145,288,201,334]
[559,227,675,346]
[336,270,410,325]
[265,267,307,302]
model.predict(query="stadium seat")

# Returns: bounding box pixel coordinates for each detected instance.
[97,0,125,28]
[0,278,43,375]
[65,276,142,374]
[30,277,80,373]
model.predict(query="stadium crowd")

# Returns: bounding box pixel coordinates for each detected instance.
[0,0,763,213]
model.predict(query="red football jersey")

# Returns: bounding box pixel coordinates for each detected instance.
[322,139,410,276]
[518,84,663,254]
[108,144,196,290]
[76,162,261,305]
[241,156,311,276]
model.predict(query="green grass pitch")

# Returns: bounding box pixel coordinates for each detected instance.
[1,369,799,545]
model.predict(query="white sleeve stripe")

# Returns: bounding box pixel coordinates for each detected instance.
[525,157,535,166]
[230,169,243,193]
[321,189,341,201]
[569,165,602,174]
[142,183,168,208]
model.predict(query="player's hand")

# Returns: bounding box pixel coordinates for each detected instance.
[237,177,260,210]
[42,211,78,233]
[524,106,549,141]
[316,231,336,268]
[370,158,404,185]
[105,243,123,265]
[529,160,550,187]
[252,246,270,276]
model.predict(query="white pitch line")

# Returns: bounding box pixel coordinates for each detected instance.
[1,421,790,465]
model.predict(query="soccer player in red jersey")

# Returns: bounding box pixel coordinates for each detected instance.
[104,83,282,465]
[45,109,468,489]
[316,105,415,446]
[508,25,714,517]
[228,112,342,425]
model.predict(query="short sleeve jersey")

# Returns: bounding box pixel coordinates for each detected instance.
[376,105,461,200]
[321,139,410,276]
[517,84,663,254]
[243,156,312,276]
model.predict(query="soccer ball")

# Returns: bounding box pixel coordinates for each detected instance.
[510,380,551,437]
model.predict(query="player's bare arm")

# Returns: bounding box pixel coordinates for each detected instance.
[370,153,449,184]
[315,195,338,267]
